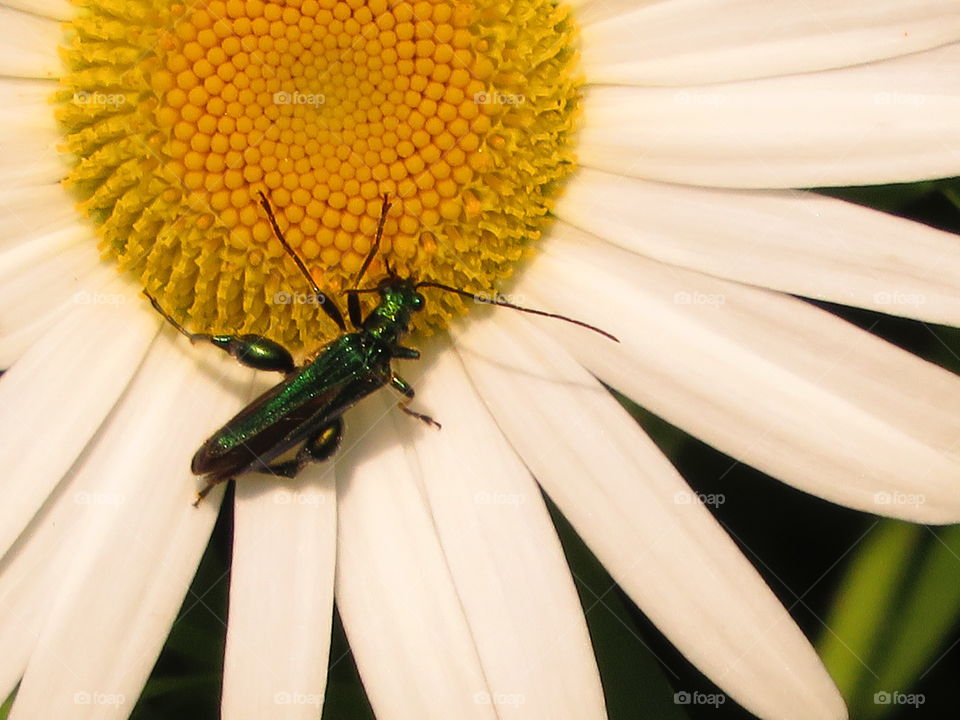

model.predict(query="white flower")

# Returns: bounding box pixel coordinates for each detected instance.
[1,2,959,719]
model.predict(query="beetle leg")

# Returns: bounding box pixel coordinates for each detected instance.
[146,291,295,374]
[389,374,441,429]
[263,419,344,478]
[301,419,344,463]
[192,476,227,507]
[392,345,420,360]
[205,334,295,374]
[192,421,343,507]
[347,291,364,330]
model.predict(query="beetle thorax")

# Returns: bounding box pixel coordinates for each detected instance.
[361,280,424,344]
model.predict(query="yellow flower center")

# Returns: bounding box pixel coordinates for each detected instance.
[58,0,580,354]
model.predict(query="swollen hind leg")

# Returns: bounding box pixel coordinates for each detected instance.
[192,422,343,507]
[145,292,295,374]
[263,419,344,478]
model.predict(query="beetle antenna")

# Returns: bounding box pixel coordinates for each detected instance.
[258,191,346,331]
[415,281,619,342]
[354,194,391,288]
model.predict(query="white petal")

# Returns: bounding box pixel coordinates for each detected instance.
[0,226,89,283]
[0,421,131,699]
[222,464,337,719]
[0,7,63,78]
[1,1,74,21]
[454,312,846,720]
[335,393,497,720]
[0,78,67,188]
[8,332,250,719]
[579,44,960,188]
[570,0,659,25]
[0,476,79,700]
[0,255,109,368]
[521,224,960,524]
[395,339,606,719]
[0,239,102,328]
[0,327,191,700]
[0,274,156,559]
[0,185,87,251]
[557,168,960,325]
[580,0,960,85]
[0,128,68,189]
[0,79,58,132]
[0,309,63,367]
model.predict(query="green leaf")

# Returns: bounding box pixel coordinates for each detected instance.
[942,180,960,211]
[818,521,960,720]
[816,521,921,708]
[858,525,960,719]
[0,686,15,720]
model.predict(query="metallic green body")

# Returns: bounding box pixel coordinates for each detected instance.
[190,279,425,485]
[151,192,613,504]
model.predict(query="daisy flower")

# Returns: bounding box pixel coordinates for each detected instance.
[1,0,958,719]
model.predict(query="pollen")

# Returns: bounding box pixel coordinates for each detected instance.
[57,0,580,355]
